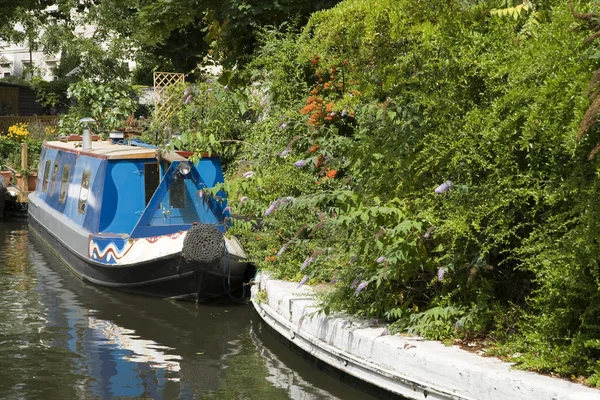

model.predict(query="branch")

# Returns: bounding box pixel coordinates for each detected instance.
[569,1,598,22]
[584,30,600,45]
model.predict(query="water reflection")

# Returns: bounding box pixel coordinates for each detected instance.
[0,221,375,400]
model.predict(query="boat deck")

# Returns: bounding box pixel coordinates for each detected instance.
[46,140,158,160]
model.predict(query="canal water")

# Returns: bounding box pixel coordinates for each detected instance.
[0,220,377,400]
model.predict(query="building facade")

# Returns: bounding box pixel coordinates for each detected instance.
[0,42,59,82]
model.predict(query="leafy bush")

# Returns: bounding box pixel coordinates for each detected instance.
[176,0,600,384]
[58,79,136,135]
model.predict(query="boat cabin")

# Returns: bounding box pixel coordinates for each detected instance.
[35,141,229,238]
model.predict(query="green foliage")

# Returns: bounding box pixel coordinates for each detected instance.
[196,0,600,385]
[0,136,44,176]
[15,0,600,385]
[167,79,251,166]
[136,0,341,69]
[58,79,136,135]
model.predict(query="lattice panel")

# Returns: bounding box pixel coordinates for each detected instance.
[153,72,185,127]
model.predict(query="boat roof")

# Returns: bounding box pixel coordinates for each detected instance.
[45,140,159,160]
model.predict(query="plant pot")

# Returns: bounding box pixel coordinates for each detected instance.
[0,170,12,185]
[15,172,37,192]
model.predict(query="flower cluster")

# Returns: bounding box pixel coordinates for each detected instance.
[6,123,30,142]
[45,126,57,137]
[299,57,357,129]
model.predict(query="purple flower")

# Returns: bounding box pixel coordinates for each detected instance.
[437,267,447,282]
[331,275,338,284]
[207,79,213,83]
[434,180,453,194]
[207,88,212,94]
[239,196,248,203]
[279,149,290,158]
[277,244,288,256]
[222,206,231,214]
[264,198,282,216]
[354,281,368,295]
[280,122,288,130]
[294,160,306,168]
[300,256,314,271]
[342,320,350,328]
[350,277,360,288]
[341,108,347,117]
[242,171,254,179]
[184,87,191,96]
[184,95,193,104]
[376,256,386,264]
[380,329,389,337]
[329,112,336,117]
[297,275,309,289]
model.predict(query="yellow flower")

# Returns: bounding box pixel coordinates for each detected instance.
[6,123,30,142]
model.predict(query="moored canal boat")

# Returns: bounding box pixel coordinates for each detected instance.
[28,131,251,301]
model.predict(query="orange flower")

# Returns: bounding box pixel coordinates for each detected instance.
[326,169,338,179]
[309,144,320,153]
[265,255,276,262]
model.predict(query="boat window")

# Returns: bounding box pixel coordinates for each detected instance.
[49,162,59,195]
[59,165,70,203]
[144,162,160,206]
[78,171,91,214]
[170,175,186,209]
[41,160,51,192]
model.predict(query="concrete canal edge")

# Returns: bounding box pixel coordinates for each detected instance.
[250,272,600,400]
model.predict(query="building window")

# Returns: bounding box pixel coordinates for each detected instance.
[3,73,10,78]
[59,165,70,203]
[78,171,91,214]
[41,160,51,192]
[49,162,59,195]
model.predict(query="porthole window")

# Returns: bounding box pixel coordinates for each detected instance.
[49,162,59,195]
[59,165,70,203]
[78,171,91,214]
[41,160,51,192]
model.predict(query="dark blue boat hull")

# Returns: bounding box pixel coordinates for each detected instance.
[29,215,252,300]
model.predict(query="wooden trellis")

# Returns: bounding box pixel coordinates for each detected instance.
[153,72,185,126]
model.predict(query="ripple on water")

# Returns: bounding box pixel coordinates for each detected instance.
[0,221,378,400]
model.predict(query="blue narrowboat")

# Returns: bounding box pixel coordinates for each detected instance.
[28,135,251,301]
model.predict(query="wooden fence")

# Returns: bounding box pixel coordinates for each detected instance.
[0,116,59,136]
